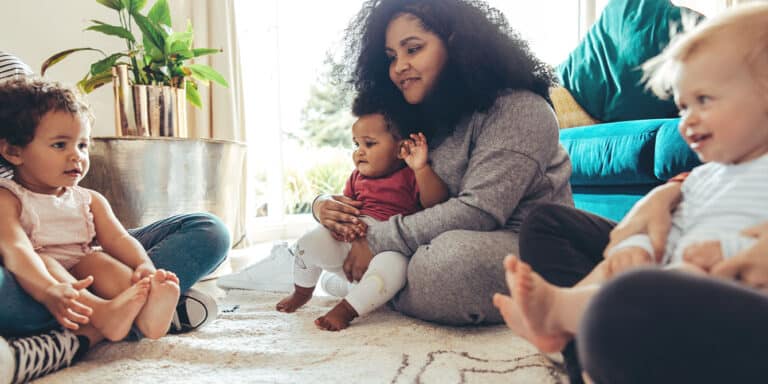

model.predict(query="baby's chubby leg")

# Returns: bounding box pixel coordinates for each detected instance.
[315,251,407,331]
[49,254,149,342]
[277,226,350,313]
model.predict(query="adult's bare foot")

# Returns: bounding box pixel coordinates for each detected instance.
[514,260,571,353]
[136,270,181,339]
[315,299,358,331]
[276,285,314,313]
[91,278,151,341]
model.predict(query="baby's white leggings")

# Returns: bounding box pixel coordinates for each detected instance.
[293,224,407,316]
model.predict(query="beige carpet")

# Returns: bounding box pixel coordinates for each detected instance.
[37,291,567,383]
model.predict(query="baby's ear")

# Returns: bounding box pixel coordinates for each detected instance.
[0,140,23,166]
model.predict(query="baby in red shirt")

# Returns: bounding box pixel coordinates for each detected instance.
[276,101,448,331]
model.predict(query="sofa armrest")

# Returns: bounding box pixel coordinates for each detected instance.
[560,118,699,187]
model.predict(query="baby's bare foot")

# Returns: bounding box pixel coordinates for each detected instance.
[276,285,314,313]
[136,270,181,339]
[92,278,150,341]
[514,261,570,353]
[495,256,569,352]
[315,299,358,331]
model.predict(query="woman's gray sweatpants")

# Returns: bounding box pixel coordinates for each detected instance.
[390,229,518,325]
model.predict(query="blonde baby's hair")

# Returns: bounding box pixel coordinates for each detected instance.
[643,3,768,99]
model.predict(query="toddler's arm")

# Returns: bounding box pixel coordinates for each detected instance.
[88,190,156,281]
[605,234,655,259]
[401,133,449,208]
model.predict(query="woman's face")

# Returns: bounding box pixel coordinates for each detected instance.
[385,13,448,105]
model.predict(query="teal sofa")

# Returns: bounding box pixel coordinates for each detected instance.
[560,118,700,221]
[553,0,703,221]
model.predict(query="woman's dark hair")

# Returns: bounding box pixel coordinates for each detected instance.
[0,77,93,172]
[340,0,557,137]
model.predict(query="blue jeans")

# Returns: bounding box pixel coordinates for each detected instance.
[0,213,230,337]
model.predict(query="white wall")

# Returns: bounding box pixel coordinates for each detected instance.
[1,1,143,137]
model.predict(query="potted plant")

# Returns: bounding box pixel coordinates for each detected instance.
[42,0,228,137]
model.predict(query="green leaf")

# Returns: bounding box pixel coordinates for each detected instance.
[186,80,202,107]
[127,0,147,12]
[185,63,228,87]
[90,53,125,75]
[41,47,105,75]
[85,24,136,43]
[191,48,222,57]
[95,0,124,11]
[147,0,171,27]
[132,13,166,57]
[78,70,114,93]
[167,31,193,55]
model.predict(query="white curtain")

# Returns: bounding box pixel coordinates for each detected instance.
[170,0,246,142]
[169,0,249,249]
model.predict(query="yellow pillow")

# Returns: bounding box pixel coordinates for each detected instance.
[549,86,600,129]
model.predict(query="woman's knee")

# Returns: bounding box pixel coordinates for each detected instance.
[186,212,231,263]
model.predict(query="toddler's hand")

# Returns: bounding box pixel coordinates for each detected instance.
[132,261,157,284]
[401,133,429,171]
[42,276,94,330]
[331,221,367,242]
[604,247,653,278]
[682,240,723,272]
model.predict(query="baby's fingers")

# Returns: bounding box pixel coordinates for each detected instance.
[57,314,80,331]
[65,305,91,325]
[69,299,93,318]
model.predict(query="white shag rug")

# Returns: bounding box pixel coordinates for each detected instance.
[37,291,567,383]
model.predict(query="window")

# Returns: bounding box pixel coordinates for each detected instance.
[234,1,592,242]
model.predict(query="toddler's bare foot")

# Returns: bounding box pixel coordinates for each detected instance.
[514,260,570,353]
[91,278,151,341]
[136,270,181,339]
[315,299,358,331]
[276,285,314,313]
[494,256,569,352]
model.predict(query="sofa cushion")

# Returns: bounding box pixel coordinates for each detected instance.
[560,118,698,186]
[557,0,702,122]
[549,86,600,129]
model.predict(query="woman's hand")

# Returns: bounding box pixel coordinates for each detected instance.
[401,133,429,171]
[343,238,374,282]
[605,182,682,261]
[42,277,94,330]
[132,261,157,284]
[315,195,366,240]
[711,222,768,290]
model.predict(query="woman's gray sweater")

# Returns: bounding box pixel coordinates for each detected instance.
[366,89,573,256]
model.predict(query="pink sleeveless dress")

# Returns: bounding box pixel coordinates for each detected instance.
[0,178,96,269]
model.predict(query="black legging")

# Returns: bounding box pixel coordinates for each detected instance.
[519,203,614,384]
[520,203,768,384]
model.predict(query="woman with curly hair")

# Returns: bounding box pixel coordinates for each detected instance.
[312,0,572,325]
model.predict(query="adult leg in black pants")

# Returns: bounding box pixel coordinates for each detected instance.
[518,203,616,384]
[580,269,768,384]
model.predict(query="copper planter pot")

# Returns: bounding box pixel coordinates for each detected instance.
[112,65,188,137]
